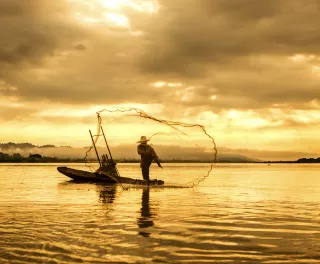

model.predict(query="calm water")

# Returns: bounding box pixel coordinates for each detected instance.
[0,163,319,263]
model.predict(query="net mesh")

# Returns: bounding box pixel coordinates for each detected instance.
[83,107,217,189]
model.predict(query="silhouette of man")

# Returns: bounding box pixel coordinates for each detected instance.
[137,136,162,182]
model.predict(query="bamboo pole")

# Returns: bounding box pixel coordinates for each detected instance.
[100,126,120,177]
[89,130,101,167]
[101,126,114,163]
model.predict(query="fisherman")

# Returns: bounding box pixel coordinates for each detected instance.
[137,136,162,182]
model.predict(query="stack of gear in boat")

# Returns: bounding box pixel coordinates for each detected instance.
[96,154,119,179]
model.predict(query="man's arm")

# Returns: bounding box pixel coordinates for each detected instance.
[137,145,141,155]
[150,146,163,168]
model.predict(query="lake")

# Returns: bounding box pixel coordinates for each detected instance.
[0,163,319,263]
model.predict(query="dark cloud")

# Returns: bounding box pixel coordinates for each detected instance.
[133,0,320,109]
[0,0,160,105]
[73,43,86,51]
[139,0,320,72]
[1,0,320,113]
[0,1,84,66]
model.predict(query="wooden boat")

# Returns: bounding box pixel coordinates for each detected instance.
[57,125,164,186]
[57,166,164,185]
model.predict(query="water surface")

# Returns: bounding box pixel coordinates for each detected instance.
[0,163,319,263]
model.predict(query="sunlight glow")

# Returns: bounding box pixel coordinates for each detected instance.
[289,54,316,62]
[221,109,279,129]
[0,81,18,92]
[152,81,166,87]
[181,87,194,102]
[0,96,24,108]
[100,0,127,9]
[210,95,217,100]
[290,110,320,123]
[227,109,240,119]
[72,0,159,29]
[130,30,144,36]
[151,81,183,88]
[168,82,183,87]
[10,103,25,108]
[312,65,320,74]
[196,111,219,122]
[82,16,101,24]
[100,0,159,12]
[290,54,306,62]
[288,53,320,76]
[105,12,129,27]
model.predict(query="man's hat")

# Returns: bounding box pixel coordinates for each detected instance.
[137,136,149,143]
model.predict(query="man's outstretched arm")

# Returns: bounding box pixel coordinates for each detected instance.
[150,146,163,168]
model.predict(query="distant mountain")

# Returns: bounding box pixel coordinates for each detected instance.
[0,142,259,162]
[216,153,261,163]
[1,142,319,162]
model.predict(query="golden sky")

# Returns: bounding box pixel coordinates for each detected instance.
[1,0,320,159]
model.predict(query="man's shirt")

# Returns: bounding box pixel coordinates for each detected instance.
[137,143,160,167]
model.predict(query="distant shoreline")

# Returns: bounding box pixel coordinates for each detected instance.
[1,151,319,163]
[1,143,319,163]
[0,160,319,164]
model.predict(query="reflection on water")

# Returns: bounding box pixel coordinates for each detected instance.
[98,185,156,238]
[137,188,154,237]
[98,185,117,204]
[0,163,320,263]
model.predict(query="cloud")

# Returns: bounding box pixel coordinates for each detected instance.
[0,1,85,66]
[1,0,320,155]
[139,0,320,70]
[136,0,320,108]
[73,43,86,51]
[1,0,320,111]
[0,0,160,106]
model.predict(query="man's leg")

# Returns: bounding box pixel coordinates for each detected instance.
[142,166,150,181]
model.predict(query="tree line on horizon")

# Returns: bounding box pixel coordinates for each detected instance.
[262,157,320,163]
[0,151,319,163]
[0,142,58,149]
[0,152,84,163]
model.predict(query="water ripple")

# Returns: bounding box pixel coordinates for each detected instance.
[1,163,320,263]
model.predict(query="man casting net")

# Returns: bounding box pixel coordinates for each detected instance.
[83,107,217,188]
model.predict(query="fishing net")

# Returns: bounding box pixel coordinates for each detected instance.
[83,107,217,189]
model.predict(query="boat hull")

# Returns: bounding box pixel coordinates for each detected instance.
[57,166,164,185]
